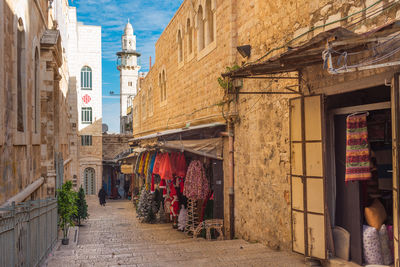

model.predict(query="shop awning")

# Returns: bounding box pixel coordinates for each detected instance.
[158,138,223,160]
[130,122,226,142]
[121,164,134,174]
[222,21,400,79]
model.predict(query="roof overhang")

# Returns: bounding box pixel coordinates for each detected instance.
[129,122,226,143]
[223,21,400,79]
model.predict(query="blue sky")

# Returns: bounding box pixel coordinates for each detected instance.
[69,0,184,133]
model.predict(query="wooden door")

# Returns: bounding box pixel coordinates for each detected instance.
[392,74,400,267]
[290,95,326,259]
[84,168,96,195]
[212,160,224,219]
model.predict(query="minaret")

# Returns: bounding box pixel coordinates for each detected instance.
[117,19,141,133]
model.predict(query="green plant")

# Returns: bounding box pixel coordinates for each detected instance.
[217,64,240,93]
[57,181,78,240]
[75,186,89,226]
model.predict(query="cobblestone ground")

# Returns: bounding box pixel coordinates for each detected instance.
[45,196,306,267]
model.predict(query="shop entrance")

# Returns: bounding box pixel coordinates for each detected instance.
[327,85,393,265]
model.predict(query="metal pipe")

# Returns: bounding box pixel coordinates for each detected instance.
[228,121,235,239]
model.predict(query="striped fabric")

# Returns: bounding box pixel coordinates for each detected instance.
[345,113,371,182]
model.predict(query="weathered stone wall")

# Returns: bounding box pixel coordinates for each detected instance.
[102,134,131,161]
[232,0,400,251]
[130,0,400,252]
[0,0,79,204]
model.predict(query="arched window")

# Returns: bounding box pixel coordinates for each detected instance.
[34,48,39,133]
[197,5,205,51]
[84,168,95,195]
[141,94,146,119]
[205,0,214,45]
[17,18,25,132]
[80,66,92,89]
[187,18,193,54]
[159,73,163,101]
[162,70,167,101]
[177,29,183,63]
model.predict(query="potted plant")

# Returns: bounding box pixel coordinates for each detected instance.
[75,186,89,226]
[57,181,77,245]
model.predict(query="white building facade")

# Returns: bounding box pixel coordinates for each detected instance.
[117,20,141,134]
[67,7,103,195]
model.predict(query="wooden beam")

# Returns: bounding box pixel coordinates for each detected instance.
[330,101,391,115]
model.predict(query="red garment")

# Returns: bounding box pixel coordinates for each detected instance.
[160,179,167,197]
[170,152,177,176]
[152,153,162,175]
[159,153,173,180]
[175,153,187,178]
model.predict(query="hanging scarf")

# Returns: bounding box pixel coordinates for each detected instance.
[345,113,371,182]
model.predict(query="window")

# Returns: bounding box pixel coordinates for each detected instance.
[80,66,92,89]
[187,18,193,55]
[160,70,167,102]
[177,29,183,63]
[128,81,132,86]
[142,94,146,119]
[197,5,205,51]
[159,73,163,102]
[81,107,92,124]
[17,18,25,132]
[81,135,92,146]
[205,0,214,45]
[148,87,153,116]
[34,48,39,134]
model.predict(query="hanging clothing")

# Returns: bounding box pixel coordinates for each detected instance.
[137,152,145,176]
[152,153,163,175]
[183,160,209,200]
[175,153,187,178]
[345,113,372,182]
[141,152,150,176]
[147,153,157,184]
[169,181,179,217]
[159,153,173,180]
[134,152,143,175]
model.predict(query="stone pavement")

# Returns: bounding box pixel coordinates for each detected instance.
[45,196,306,267]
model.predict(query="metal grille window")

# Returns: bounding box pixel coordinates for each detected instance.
[80,66,92,89]
[81,135,92,146]
[81,107,92,124]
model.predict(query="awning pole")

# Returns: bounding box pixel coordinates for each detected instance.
[228,121,235,240]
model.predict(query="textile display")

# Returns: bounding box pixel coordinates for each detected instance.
[134,152,143,175]
[152,153,162,175]
[379,224,393,265]
[143,152,151,176]
[175,153,187,178]
[159,153,173,180]
[178,205,187,231]
[183,160,209,200]
[137,153,145,176]
[345,113,371,182]
[147,153,157,184]
[363,225,383,265]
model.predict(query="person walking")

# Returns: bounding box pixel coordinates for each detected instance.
[98,187,107,206]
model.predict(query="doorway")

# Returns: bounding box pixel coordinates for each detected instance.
[327,85,393,265]
[84,167,96,195]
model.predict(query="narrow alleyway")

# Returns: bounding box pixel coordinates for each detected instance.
[45,196,305,267]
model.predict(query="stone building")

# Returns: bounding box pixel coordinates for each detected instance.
[67,9,103,195]
[131,0,400,265]
[0,0,79,205]
[117,21,141,135]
